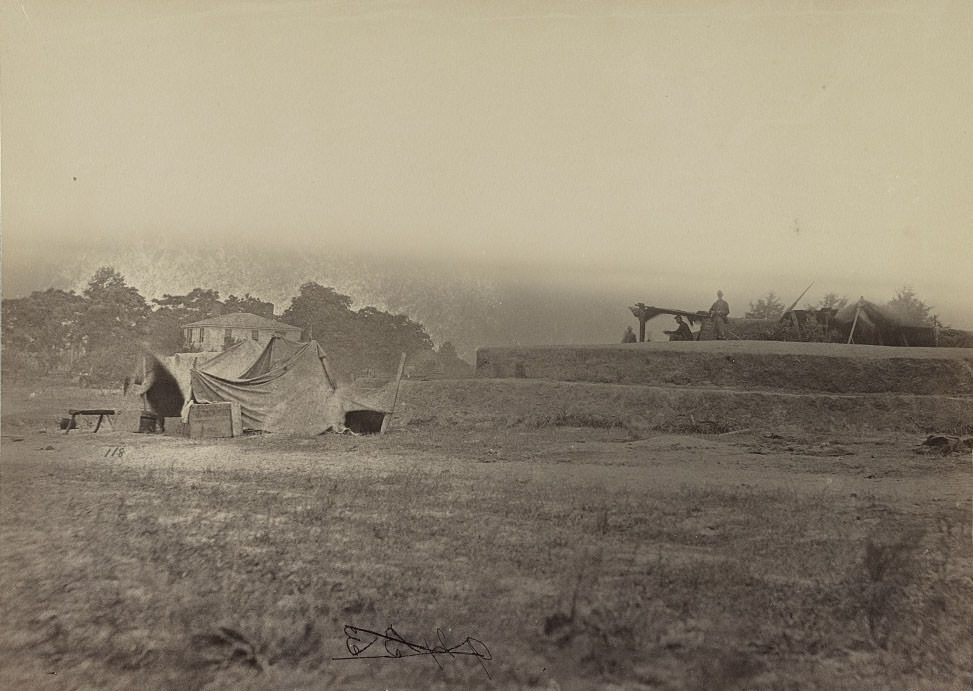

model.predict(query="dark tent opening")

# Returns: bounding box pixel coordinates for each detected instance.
[343,409,388,434]
[144,363,185,418]
[125,354,185,417]
[124,353,185,433]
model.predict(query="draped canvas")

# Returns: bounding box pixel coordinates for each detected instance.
[189,339,344,435]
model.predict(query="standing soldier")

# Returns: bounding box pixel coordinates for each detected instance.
[621,326,637,343]
[709,290,730,340]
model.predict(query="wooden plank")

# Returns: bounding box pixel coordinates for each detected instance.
[380,352,407,435]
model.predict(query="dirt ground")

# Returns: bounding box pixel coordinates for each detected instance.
[1,381,971,690]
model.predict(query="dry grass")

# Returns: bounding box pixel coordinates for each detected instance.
[2,435,971,689]
[1,381,971,689]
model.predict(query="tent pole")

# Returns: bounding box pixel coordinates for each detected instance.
[380,352,407,435]
[847,307,861,344]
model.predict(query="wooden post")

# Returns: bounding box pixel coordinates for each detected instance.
[380,352,407,435]
[140,355,148,411]
[847,307,861,344]
[630,303,648,342]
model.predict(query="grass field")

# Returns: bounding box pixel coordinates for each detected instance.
[1,379,971,690]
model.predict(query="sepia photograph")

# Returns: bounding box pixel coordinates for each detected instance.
[1,1,971,688]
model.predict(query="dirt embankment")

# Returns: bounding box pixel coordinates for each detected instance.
[475,341,973,395]
[396,379,973,435]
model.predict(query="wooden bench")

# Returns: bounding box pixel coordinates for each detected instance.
[65,409,116,434]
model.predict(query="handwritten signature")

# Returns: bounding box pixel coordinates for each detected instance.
[334,625,492,678]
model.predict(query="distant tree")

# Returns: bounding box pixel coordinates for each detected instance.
[144,311,186,355]
[351,307,434,372]
[434,340,472,377]
[77,267,151,383]
[437,341,458,358]
[745,292,785,320]
[806,293,848,312]
[282,283,360,367]
[282,283,354,331]
[224,293,274,318]
[1,288,87,370]
[153,288,224,320]
[281,282,435,374]
[384,312,434,355]
[887,286,940,326]
[81,267,150,348]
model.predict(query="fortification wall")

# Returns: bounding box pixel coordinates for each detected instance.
[397,379,973,435]
[474,341,973,396]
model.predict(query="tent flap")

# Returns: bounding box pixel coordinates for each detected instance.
[189,338,343,435]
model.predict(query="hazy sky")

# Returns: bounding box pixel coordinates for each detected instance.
[2,0,971,328]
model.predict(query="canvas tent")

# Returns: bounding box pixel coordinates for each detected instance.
[166,340,269,401]
[166,350,221,399]
[185,337,394,435]
[238,336,306,378]
[334,377,400,433]
[834,299,937,346]
[197,339,267,378]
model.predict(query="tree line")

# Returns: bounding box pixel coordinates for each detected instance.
[743,287,942,325]
[2,267,462,384]
[737,287,967,344]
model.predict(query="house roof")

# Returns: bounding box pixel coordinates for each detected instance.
[182,312,301,331]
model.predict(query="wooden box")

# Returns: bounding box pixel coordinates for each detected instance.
[163,417,187,437]
[187,402,242,439]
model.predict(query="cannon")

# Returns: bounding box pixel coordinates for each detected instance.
[628,303,708,342]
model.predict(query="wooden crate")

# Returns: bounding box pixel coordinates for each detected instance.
[187,402,242,439]
[163,417,187,437]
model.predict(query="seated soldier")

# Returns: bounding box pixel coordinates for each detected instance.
[664,315,694,342]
